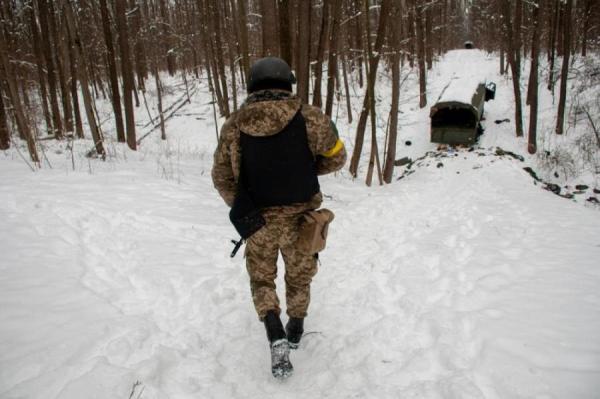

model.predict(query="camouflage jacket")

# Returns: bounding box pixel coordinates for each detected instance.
[211,90,346,216]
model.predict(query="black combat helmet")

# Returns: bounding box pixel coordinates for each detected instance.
[247,57,297,94]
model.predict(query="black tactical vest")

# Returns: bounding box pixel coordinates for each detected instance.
[239,111,320,208]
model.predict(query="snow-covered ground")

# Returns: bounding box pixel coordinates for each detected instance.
[1,51,599,398]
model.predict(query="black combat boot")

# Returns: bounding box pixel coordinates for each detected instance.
[285,317,304,350]
[263,310,293,379]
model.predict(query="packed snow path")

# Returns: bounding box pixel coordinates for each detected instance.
[1,151,599,398]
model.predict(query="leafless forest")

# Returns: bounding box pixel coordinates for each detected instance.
[0,0,598,182]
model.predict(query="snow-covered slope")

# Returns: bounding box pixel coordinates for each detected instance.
[1,52,599,398]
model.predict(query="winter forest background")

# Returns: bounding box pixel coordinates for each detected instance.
[1,0,600,398]
[2,0,599,181]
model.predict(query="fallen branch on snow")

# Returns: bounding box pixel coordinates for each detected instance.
[136,83,199,145]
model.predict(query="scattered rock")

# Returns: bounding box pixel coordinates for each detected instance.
[573,190,586,195]
[587,197,599,204]
[495,147,525,162]
[594,188,600,194]
[405,140,412,146]
[554,172,559,178]
[544,183,561,195]
[575,185,589,191]
[394,157,412,167]
[560,193,575,199]
[523,167,541,181]
[437,162,444,168]
[494,118,510,124]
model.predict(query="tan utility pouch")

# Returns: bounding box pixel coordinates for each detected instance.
[297,209,335,255]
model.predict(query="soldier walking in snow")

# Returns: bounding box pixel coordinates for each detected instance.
[212,57,346,378]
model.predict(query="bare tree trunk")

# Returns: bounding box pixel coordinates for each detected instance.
[66,23,84,139]
[0,31,39,162]
[278,0,292,66]
[159,0,176,75]
[312,0,330,108]
[557,2,564,56]
[154,63,166,140]
[223,0,238,111]
[260,0,279,56]
[129,0,148,89]
[341,50,352,124]
[556,0,572,135]
[20,78,30,110]
[226,0,243,82]
[115,0,137,149]
[209,0,230,116]
[436,0,443,55]
[37,0,63,138]
[502,0,524,137]
[197,0,224,115]
[325,0,341,117]
[363,0,383,187]
[383,2,401,184]
[440,0,447,54]
[202,31,219,115]
[100,0,126,142]
[62,0,105,156]
[528,0,541,154]
[0,84,10,150]
[348,0,391,178]
[29,3,53,135]
[236,0,250,80]
[415,0,427,108]
[581,0,592,56]
[425,3,433,70]
[89,58,105,99]
[515,0,522,75]
[353,1,364,88]
[297,0,311,103]
[407,1,415,68]
[48,0,74,135]
[547,0,559,91]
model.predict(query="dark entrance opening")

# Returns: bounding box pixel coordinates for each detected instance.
[431,107,477,129]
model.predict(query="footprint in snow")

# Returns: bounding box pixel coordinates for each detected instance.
[443,234,458,248]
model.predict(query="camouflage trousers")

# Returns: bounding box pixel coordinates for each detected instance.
[245,213,318,320]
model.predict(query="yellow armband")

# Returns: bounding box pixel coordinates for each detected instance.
[321,139,344,158]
